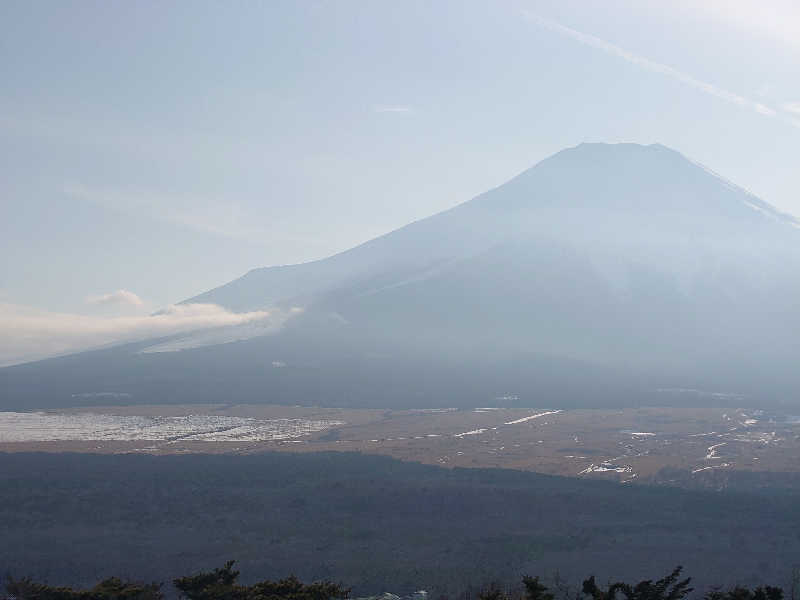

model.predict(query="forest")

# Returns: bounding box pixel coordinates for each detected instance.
[2,452,800,598]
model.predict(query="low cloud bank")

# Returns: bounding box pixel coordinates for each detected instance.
[86,289,144,307]
[0,302,270,367]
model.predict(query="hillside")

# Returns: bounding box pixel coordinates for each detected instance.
[3,143,800,410]
[3,452,800,597]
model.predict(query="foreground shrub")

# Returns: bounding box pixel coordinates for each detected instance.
[4,564,788,600]
[4,576,163,600]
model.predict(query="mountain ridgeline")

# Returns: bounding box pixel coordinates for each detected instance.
[4,143,800,410]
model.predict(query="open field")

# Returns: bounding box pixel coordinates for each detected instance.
[2,404,799,485]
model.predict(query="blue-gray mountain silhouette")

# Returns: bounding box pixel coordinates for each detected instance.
[4,143,800,410]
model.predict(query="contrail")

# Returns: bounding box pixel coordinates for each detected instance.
[522,11,798,126]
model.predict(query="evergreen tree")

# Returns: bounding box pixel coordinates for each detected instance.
[4,575,163,600]
[172,562,348,600]
[522,577,553,600]
[582,567,692,600]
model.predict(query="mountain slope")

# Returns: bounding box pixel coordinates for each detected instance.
[189,142,799,312]
[4,143,800,410]
[189,142,800,375]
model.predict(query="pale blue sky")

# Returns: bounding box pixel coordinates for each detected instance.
[2,0,799,316]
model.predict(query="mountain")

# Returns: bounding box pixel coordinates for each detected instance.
[4,143,800,410]
[189,142,799,310]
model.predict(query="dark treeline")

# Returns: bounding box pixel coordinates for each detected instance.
[2,564,794,600]
[3,561,347,600]
[3,452,800,597]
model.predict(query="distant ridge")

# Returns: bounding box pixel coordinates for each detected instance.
[5,142,800,411]
[189,142,799,311]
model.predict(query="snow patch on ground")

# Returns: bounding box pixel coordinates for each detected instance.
[692,463,732,474]
[578,461,633,475]
[0,412,344,443]
[454,428,488,438]
[504,410,562,425]
[706,442,727,460]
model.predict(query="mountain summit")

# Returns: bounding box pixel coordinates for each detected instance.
[4,143,800,410]
[190,142,799,312]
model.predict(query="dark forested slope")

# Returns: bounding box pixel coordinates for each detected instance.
[2,451,799,597]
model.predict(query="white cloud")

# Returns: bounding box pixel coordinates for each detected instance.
[86,289,144,307]
[373,105,414,114]
[783,102,800,115]
[755,103,777,116]
[63,183,272,242]
[678,0,800,50]
[62,183,332,254]
[0,302,271,367]
[522,12,798,128]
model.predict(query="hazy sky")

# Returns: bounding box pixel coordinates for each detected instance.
[2,0,799,318]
